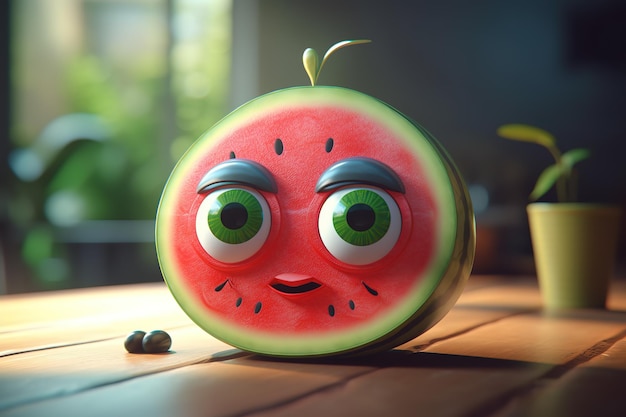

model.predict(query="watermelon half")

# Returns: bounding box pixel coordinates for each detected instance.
[156,86,475,357]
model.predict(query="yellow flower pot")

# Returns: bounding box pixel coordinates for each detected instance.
[527,203,621,309]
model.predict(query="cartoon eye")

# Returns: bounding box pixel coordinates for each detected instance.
[195,188,271,263]
[318,187,401,265]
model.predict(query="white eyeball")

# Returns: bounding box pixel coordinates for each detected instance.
[195,187,271,263]
[318,187,401,265]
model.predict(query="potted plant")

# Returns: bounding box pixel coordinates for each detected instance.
[498,124,621,309]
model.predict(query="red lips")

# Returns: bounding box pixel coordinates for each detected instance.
[270,273,322,295]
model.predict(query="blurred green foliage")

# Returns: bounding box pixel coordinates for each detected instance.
[62,54,167,220]
[8,0,232,291]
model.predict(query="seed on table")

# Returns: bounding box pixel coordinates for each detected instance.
[142,330,172,353]
[124,330,146,353]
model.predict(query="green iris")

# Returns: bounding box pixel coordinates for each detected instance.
[332,189,390,246]
[208,189,264,244]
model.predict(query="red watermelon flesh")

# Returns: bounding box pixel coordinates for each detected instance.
[156,86,474,356]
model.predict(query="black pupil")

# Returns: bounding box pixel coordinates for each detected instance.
[221,203,248,230]
[347,203,375,232]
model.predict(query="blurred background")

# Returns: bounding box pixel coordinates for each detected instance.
[1,0,625,293]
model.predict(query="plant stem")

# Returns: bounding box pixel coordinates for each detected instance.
[569,169,578,202]
[547,145,568,202]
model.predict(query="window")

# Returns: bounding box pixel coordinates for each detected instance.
[4,0,232,292]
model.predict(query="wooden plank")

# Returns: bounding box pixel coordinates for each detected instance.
[0,308,194,357]
[0,283,175,331]
[0,326,243,412]
[398,306,531,351]
[456,277,542,309]
[1,356,376,417]
[491,326,626,417]
[225,351,551,417]
[399,277,542,351]
[243,307,626,417]
[0,283,195,356]
[421,308,626,365]
[0,276,538,356]
[461,276,626,312]
[582,331,626,371]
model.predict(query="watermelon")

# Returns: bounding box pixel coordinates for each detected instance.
[156,44,475,358]
[156,40,475,357]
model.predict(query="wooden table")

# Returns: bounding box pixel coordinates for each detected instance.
[2,275,626,417]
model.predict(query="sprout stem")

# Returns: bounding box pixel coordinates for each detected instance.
[303,40,371,86]
[546,145,568,202]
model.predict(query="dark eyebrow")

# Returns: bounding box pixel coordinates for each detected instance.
[315,157,405,193]
[197,159,277,194]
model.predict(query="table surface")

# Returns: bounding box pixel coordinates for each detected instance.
[2,275,626,417]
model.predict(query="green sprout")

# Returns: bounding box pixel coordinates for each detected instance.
[303,39,371,86]
[497,124,590,203]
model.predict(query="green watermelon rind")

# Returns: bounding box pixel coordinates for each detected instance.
[156,86,474,357]
[354,125,476,354]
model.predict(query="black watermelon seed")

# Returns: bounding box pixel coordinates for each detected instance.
[229,151,236,159]
[142,330,172,354]
[254,301,262,314]
[124,330,146,353]
[325,138,334,153]
[362,282,379,296]
[328,305,335,317]
[274,138,284,155]
[349,300,355,310]
[215,279,229,292]
[236,297,242,307]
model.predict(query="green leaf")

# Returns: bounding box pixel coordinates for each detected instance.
[497,124,556,148]
[561,148,590,170]
[529,164,562,201]
[302,48,319,86]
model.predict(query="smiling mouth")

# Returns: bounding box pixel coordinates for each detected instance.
[270,274,322,295]
[271,281,322,294]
